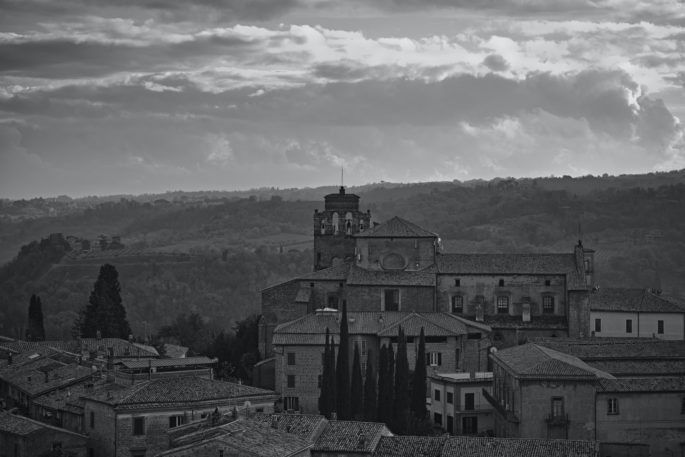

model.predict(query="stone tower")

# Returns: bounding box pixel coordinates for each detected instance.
[313,186,371,271]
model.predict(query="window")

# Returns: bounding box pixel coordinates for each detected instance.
[361,340,367,357]
[287,352,296,365]
[451,295,463,314]
[384,289,400,311]
[607,398,619,415]
[434,412,443,426]
[283,396,299,412]
[446,392,453,404]
[658,320,664,334]
[446,415,454,433]
[626,319,633,334]
[434,389,441,401]
[90,411,95,428]
[168,415,185,428]
[462,416,478,434]
[551,397,564,418]
[133,417,145,436]
[454,278,460,287]
[496,296,509,314]
[427,352,442,366]
[498,279,504,287]
[327,294,338,309]
[543,296,554,314]
[545,279,551,286]
[287,375,296,388]
[595,318,602,333]
[464,393,475,411]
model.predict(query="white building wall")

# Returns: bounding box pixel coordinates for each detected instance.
[591,311,684,340]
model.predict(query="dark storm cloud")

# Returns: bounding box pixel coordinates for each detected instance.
[482,54,510,72]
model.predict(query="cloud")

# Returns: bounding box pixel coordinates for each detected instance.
[482,54,510,72]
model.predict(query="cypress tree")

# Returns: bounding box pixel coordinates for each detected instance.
[26,294,45,341]
[379,343,395,425]
[393,326,410,434]
[376,344,388,422]
[319,328,332,417]
[363,350,376,421]
[411,327,428,420]
[328,334,337,418]
[335,301,350,419]
[78,264,132,338]
[350,343,363,420]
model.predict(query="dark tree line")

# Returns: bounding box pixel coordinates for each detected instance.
[318,305,430,433]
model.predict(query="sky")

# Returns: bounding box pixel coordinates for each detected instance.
[1,0,684,198]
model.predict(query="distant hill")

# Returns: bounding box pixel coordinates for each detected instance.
[1,170,684,339]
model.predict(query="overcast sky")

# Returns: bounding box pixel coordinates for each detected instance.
[1,0,684,198]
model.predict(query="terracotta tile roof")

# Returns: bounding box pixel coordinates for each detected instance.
[0,356,94,397]
[0,411,87,439]
[356,217,438,238]
[373,436,447,457]
[33,378,109,411]
[586,360,685,376]
[442,436,600,457]
[273,312,484,345]
[589,288,685,313]
[158,419,311,457]
[598,376,685,393]
[119,357,217,370]
[532,338,685,360]
[313,420,390,453]
[436,253,577,275]
[347,264,436,286]
[251,413,327,442]
[82,377,277,409]
[0,338,158,358]
[493,344,613,379]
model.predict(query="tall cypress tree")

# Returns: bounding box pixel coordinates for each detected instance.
[363,350,376,421]
[78,264,131,338]
[319,328,332,417]
[350,343,363,420]
[379,343,394,426]
[335,301,350,419]
[410,327,428,420]
[26,294,45,341]
[328,334,337,418]
[376,344,388,422]
[393,326,410,434]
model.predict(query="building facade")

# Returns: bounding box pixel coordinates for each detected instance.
[429,372,494,436]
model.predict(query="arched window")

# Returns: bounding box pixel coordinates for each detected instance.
[332,213,339,234]
[345,212,353,234]
[320,219,326,234]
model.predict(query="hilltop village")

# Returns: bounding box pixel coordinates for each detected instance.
[1,187,685,457]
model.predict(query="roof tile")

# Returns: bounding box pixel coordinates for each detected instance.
[356,217,438,238]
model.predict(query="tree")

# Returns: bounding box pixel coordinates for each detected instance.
[77,264,131,339]
[26,294,45,341]
[336,301,350,419]
[363,350,376,421]
[378,343,394,426]
[409,327,430,435]
[392,326,410,434]
[328,333,337,418]
[350,343,363,420]
[319,328,335,418]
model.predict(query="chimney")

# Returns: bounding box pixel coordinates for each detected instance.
[106,347,115,383]
[522,303,531,323]
[475,303,484,322]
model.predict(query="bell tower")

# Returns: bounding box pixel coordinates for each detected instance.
[313,186,371,271]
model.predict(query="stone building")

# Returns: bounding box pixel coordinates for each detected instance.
[428,372,494,436]
[81,376,278,457]
[0,410,87,457]
[588,288,685,340]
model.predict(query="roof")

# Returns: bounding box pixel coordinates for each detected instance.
[0,411,87,439]
[493,344,614,379]
[313,420,390,453]
[82,377,278,409]
[481,314,568,330]
[0,358,94,397]
[251,413,328,442]
[589,288,685,313]
[299,263,351,281]
[273,312,486,346]
[356,216,438,238]
[158,419,311,457]
[347,264,436,286]
[532,338,685,360]
[373,436,448,457]
[598,376,685,393]
[436,253,577,275]
[586,360,685,376]
[119,357,217,370]
[0,338,159,358]
[441,436,600,457]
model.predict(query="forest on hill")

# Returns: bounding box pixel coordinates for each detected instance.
[1,170,684,340]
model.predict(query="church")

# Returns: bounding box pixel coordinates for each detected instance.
[257,186,596,413]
